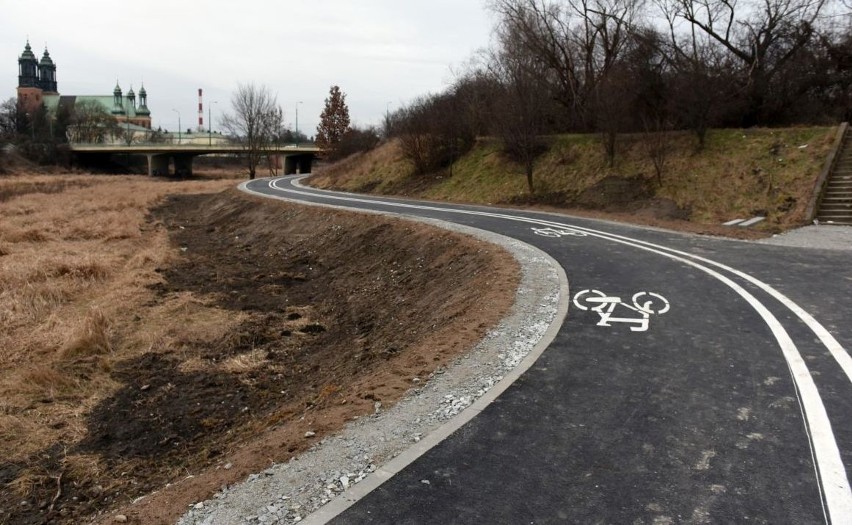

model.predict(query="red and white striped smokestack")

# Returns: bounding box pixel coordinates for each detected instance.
[198,88,204,132]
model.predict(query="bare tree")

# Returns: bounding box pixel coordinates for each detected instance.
[221,83,284,179]
[396,95,445,175]
[262,105,285,176]
[489,0,642,131]
[0,98,19,141]
[659,0,830,125]
[487,24,552,192]
[68,100,120,143]
[334,125,381,159]
[121,128,142,146]
[396,90,477,176]
[451,68,500,140]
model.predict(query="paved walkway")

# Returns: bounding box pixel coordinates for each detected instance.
[245,177,852,524]
[758,225,852,250]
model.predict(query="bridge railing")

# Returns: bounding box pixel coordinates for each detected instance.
[67,142,321,154]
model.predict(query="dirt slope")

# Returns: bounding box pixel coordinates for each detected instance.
[309,127,837,236]
[1,188,518,525]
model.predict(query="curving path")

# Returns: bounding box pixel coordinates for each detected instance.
[244,176,852,524]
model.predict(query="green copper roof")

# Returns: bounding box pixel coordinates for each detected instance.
[39,49,54,66]
[43,94,150,119]
[20,41,36,61]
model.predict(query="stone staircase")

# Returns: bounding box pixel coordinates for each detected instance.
[817,126,852,225]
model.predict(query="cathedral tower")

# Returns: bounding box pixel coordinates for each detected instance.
[37,48,58,93]
[17,40,44,112]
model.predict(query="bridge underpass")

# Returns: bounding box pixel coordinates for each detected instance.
[69,144,320,176]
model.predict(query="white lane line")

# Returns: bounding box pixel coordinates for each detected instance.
[281,178,851,377]
[502,215,852,389]
[284,178,852,389]
[262,177,851,523]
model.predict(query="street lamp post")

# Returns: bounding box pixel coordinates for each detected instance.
[172,108,181,144]
[295,101,302,146]
[208,101,218,146]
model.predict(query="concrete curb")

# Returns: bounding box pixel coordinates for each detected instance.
[237,177,570,525]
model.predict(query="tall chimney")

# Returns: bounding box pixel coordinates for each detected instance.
[198,88,204,132]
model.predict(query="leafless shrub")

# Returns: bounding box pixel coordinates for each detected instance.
[396,92,476,175]
[331,125,381,161]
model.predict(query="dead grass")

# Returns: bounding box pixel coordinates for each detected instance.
[15,365,82,400]
[310,141,412,193]
[220,349,270,373]
[311,127,837,232]
[0,169,521,524]
[60,309,113,360]
[0,172,235,487]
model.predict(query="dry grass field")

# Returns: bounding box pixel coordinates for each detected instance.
[0,174,238,515]
[0,173,518,524]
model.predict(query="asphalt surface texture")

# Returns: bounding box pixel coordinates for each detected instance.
[245,176,852,525]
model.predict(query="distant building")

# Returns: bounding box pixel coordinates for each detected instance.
[17,40,153,132]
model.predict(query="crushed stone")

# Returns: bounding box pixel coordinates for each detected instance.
[177,217,563,525]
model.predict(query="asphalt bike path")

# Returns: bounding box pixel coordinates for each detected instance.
[243,176,852,524]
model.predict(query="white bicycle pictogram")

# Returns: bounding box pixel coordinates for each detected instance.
[573,289,670,332]
[531,227,588,238]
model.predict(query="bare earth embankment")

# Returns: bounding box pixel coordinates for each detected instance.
[0,174,517,524]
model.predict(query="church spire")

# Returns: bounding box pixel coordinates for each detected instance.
[112,81,125,114]
[18,40,38,88]
[37,47,57,93]
[137,83,150,115]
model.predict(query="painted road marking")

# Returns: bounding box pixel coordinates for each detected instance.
[572,289,670,332]
[739,216,766,227]
[531,226,588,237]
[633,292,671,315]
[274,176,852,385]
[536,217,852,389]
[258,176,851,523]
[275,176,852,384]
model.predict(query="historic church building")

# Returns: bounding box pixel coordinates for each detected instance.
[17,40,153,130]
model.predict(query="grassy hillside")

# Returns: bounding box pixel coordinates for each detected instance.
[309,127,838,233]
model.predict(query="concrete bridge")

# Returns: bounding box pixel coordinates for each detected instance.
[69,143,321,176]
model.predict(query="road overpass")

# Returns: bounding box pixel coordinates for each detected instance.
[69,143,321,176]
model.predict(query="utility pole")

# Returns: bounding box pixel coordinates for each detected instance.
[295,101,302,146]
[172,108,181,144]
[208,101,218,146]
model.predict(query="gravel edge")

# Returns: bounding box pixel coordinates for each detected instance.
[174,182,569,525]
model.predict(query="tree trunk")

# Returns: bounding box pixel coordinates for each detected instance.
[526,160,534,194]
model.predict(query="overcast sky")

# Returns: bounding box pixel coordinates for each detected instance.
[2,0,496,136]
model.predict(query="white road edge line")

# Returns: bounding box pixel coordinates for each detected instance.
[287,176,852,387]
[238,179,570,525]
[263,176,851,524]
[512,216,852,388]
